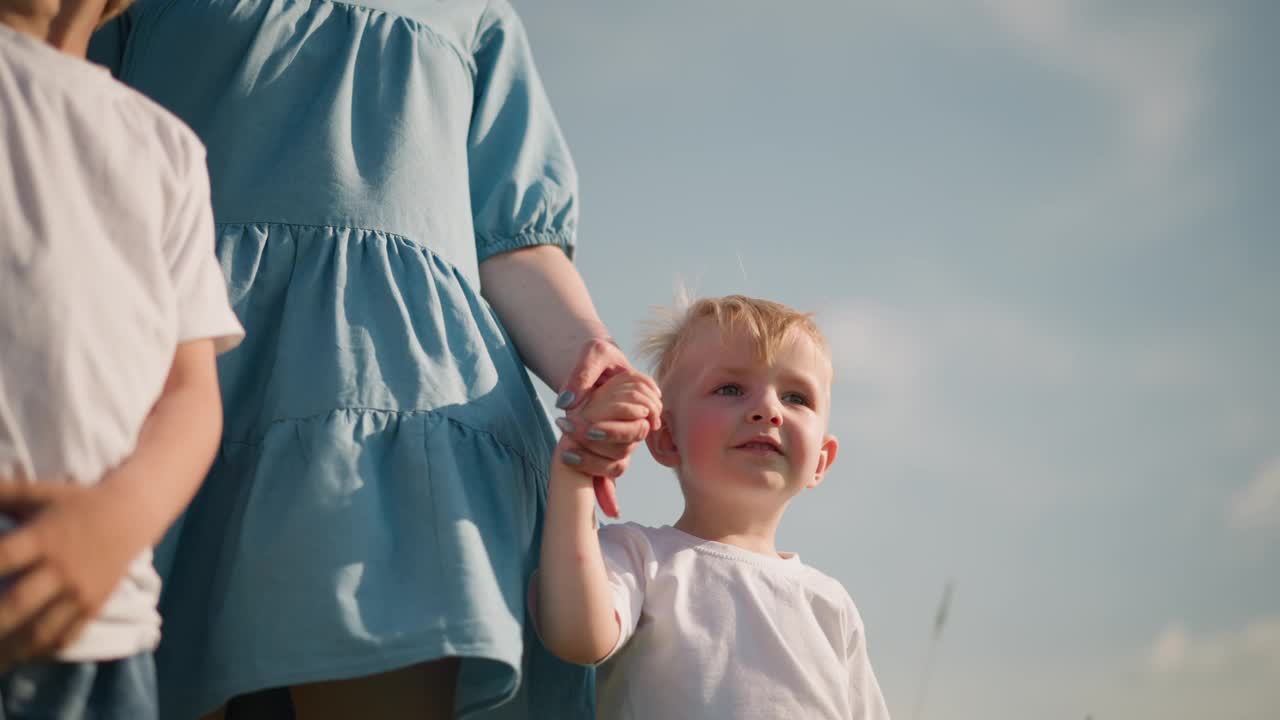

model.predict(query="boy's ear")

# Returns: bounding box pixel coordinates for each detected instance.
[645,414,680,468]
[808,434,839,489]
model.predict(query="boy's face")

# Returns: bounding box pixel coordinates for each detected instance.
[650,320,839,509]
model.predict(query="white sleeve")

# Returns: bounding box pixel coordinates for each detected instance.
[596,523,654,664]
[847,606,892,719]
[164,143,243,353]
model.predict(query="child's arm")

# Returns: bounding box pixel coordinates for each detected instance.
[535,370,660,665]
[536,438,619,665]
[0,338,222,669]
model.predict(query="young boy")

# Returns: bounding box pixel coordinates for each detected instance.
[536,295,891,718]
[0,2,242,717]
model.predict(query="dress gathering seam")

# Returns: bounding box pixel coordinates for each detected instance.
[221,406,549,484]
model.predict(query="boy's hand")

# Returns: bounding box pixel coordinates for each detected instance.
[0,482,145,671]
[555,370,662,517]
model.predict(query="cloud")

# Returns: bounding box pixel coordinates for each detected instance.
[1227,457,1280,530]
[887,0,1226,250]
[977,0,1213,168]
[822,302,927,395]
[817,295,1256,516]
[1146,616,1280,674]
[821,299,1219,400]
[1147,623,1192,673]
[818,299,1096,509]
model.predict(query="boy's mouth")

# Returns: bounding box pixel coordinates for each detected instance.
[734,437,784,455]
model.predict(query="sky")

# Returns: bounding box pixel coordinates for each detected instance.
[516,1,1279,719]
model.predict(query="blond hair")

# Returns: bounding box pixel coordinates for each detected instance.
[637,294,829,389]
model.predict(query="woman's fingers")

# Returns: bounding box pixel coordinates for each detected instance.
[558,443,631,479]
[577,419,651,446]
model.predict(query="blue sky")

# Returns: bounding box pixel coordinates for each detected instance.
[518,2,1278,718]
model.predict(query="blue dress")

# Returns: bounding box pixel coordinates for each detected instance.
[89,2,592,717]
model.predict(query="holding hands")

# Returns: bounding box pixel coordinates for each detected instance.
[553,345,662,517]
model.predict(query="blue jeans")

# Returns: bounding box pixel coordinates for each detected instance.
[0,653,157,720]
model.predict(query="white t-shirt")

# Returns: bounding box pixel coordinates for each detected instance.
[0,24,244,661]
[596,523,891,720]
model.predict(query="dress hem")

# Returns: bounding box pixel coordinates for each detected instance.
[188,621,524,719]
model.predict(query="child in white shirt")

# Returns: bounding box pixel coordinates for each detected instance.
[0,3,242,717]
[536,294,891,719]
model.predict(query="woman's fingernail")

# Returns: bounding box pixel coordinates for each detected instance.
[561,451,582,466]
[586,428,607,441]
[555,391,576,409]
[555,417,575,434]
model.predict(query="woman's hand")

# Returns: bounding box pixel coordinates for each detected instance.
[554,365,662,517]
[477,247,661,515]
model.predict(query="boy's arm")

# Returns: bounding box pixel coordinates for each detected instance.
[92,336,224,542]
[0,338,222,668]
[534,442,622,666]
[533,369,659,665]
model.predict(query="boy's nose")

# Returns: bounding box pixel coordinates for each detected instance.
[748,412,783,426]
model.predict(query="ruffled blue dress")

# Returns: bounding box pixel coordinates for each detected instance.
[89,1,592,717]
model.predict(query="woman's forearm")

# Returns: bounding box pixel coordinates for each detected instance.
[479,245,612,392]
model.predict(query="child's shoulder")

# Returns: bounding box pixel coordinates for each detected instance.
[597,522,695,565]
[791,561,868,624]
[1,24,205,175]
[598,521,662,550]
[598,522,712,554]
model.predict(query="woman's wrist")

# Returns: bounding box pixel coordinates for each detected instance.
[552,335,631,408]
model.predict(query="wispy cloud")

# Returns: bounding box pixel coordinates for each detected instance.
[822,299,1223,403]
[1228,457,1280,530]
[977,0,1213,168]
[1147,616,1280,673]
[888,0,1226,248]
[818,296,1253,516]
[819,299,1095,508]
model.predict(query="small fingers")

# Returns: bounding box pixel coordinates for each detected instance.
[594,477,620,519]
[0,563,58,641]
[580,419,651,446]
[0,527,42,579]
[0,565,63,668]
[556,412,650,441]
[630,375,663,429]
[574,384,662,425]
[580,401,653,425]
[19,594,81,664]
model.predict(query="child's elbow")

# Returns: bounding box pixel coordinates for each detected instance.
[537,606,618,666]
[543,633,614,667]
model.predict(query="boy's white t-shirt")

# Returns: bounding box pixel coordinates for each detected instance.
[0,24,243,661]
[596,522,891,720]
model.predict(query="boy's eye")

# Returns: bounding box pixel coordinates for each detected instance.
[783,392,809,406]
[713,384,743,396]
